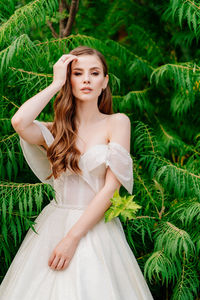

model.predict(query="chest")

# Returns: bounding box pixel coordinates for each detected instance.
[75,120,110,155]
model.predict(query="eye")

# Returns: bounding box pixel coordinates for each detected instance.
[92,72,99,76]
[74,72,82,76]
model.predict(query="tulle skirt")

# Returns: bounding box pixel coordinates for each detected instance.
[0,201,153,300]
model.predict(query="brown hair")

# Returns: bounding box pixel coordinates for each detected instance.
[46,45,113,179]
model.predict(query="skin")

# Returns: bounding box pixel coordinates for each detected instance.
[11,53,131,272]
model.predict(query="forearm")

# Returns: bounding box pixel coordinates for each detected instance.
[11,82,61,130]
[67,186,118,241]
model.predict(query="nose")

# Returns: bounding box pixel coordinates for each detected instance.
[83,73,90,83]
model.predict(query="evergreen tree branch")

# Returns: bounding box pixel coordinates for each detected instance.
[0,0,59,48]
[2,96,19,109]
[59,0,68,36]
[113,88,153,114]
[62,0,79,37]
[47,20,58,38]
[0,34,37,73]
[133,160,160,216]
[9,67,53,79]
[144,249,181,285]
[171,253,199,300]
[155,221,195,259]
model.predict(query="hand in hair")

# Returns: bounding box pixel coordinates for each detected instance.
[52,54,78,89]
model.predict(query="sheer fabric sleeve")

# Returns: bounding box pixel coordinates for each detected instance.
[19,120,54,187]
[106,142,133,194]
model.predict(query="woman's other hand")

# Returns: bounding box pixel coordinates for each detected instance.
[52,54,78,89]
[48,234,80,271]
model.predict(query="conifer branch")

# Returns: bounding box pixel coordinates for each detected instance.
[2,96,19,109]
[113,88,153,113]
[0,34,37,74]
[133,162,160,216]
[186,0,200,10]
[59,0,67,35]
[9,67,53,78]
[47,20,58,38]
[0,0,59,47]
[0,133,17,143]
[62,0,79,37]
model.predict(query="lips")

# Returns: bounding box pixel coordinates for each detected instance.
[81,87,93,91]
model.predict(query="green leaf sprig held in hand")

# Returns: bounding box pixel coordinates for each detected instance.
[104,190,141,223]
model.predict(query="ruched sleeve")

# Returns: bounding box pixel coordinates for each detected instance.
[106,142,133,194]
[19,120,54,187]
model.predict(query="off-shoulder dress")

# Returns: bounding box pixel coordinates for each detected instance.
[0,120,154,300]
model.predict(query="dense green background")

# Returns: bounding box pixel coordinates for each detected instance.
[0,1,200,299]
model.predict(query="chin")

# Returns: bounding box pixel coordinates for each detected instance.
[75,95,97,102]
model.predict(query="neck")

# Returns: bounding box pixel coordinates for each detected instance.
[75,99,102,127]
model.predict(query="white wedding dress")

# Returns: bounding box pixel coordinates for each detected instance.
[0,120,154,300]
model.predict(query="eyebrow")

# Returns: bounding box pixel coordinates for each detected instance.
[72,67,101,71]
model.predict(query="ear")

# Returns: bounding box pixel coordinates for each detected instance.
[103,74,109,89]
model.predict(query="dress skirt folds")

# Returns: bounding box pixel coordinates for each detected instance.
[0,120,154,300]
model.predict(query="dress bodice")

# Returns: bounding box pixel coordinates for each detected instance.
[19,120,134,208]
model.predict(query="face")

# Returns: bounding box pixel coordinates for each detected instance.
[70,54,109,103]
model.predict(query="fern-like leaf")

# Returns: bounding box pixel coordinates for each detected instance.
[154,221,195,259]
[0,0,59,48]
[144,250,181,285]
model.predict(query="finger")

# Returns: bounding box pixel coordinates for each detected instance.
[63,56,78,64]
[61,258,70,270]
[48,252,56,266]
[59,54,77,63]
[60,54,76,59]
[56,257,65,270]
[50,255,60,270]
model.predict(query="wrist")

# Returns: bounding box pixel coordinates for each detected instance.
[50,81,64,92]
[66,230,83,243]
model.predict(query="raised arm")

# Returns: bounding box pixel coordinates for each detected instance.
[11,54,77,148]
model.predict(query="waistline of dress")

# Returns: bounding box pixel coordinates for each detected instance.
[49,199,87,210]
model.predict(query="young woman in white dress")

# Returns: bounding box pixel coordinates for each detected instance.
[0,46,154,299]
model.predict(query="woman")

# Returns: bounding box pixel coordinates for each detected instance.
[0,46,154,299]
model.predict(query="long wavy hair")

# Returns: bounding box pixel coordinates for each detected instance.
[46,46,113,179]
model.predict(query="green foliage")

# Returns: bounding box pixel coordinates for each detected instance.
[154,221,195,259]
[134,121,200,199]
[150,62,200,116]
[144,250,180,285]
[0,34,38,73]
[0,180,54,267]
[0,0,59,48]
[173,201,200,227]
[104,189,141,223]
[162,0,200,45]
[171,258,199,300]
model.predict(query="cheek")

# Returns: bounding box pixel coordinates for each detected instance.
[70,77,79,91]
[95,77,105,89]
[95,80,105,96]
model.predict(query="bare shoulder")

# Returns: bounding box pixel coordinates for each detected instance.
[108,113,131,129]
[107,113,131,149]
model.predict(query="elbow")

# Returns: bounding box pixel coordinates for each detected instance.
[11,115,23,132]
